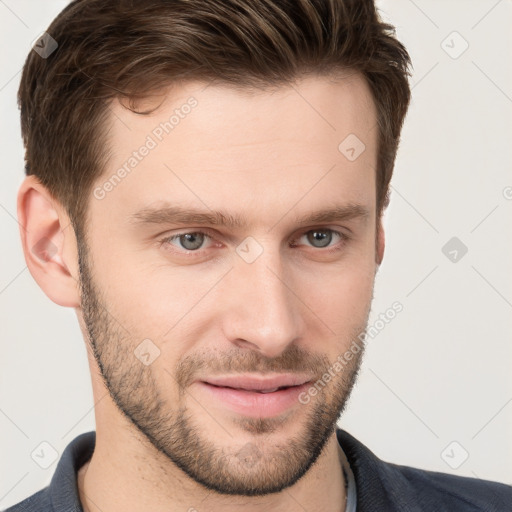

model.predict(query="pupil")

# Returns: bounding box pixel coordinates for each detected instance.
[181,233,203,250]
[308,230,331,248]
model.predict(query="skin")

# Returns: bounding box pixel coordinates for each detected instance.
[18,72,384,512]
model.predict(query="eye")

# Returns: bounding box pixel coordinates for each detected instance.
[162,231,211,251]
[158,227,348,255]
[294,228,346,249]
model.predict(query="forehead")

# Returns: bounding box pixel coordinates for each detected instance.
[92,73,378,228]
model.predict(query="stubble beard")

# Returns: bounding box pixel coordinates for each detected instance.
[77,237,368,496]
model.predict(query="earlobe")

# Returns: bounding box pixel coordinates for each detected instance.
[17,176,81,308]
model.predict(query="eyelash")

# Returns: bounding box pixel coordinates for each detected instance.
[158,228,349,256]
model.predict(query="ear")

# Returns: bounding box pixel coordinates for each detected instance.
[375,216,385,267]
[17,175,81,307]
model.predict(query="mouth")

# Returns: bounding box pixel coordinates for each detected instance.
[202,373,311,390]
[194,374,313,418]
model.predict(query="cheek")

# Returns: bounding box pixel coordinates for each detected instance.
[88,221,375,346]
[294,258,375,334]
[94,253,231,348]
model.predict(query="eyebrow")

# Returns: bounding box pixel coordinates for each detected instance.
[129,202,370,230]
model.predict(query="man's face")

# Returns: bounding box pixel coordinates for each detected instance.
[78,74,379,496]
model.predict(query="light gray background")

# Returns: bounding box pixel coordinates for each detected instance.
[1,0,511,508]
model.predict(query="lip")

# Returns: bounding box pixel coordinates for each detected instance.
[203,373,311,391]
[194,374,313,418]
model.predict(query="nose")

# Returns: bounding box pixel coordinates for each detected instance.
[220,246,305,358]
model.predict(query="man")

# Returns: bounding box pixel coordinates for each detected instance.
[6,0,512,511]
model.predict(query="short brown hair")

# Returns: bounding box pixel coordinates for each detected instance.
[18,0,411,237]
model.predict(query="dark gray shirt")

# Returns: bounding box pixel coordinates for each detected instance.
[4,429,512,511]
